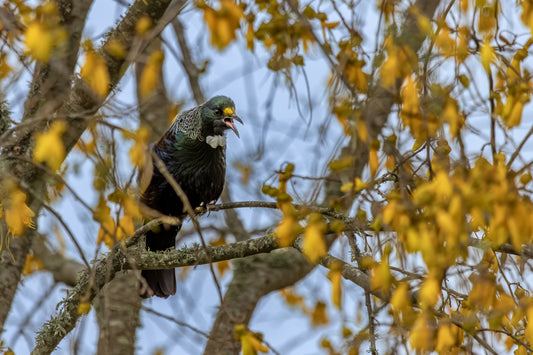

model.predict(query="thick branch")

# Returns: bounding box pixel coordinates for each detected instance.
[134,233,278,270]
[95,271,141,355]
[31,235,84,287]
[32,233,278,355]
[0,229,34,333]
[203,249,314,355]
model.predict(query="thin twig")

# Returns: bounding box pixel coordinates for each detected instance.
[507,123,533,168]
[19,181,90,268]
[365,290,378,355]
[171,18,205,104]
[284,0,357,97]
[10,283,58,346]
[142,306,212,338]
[196,201,365,231]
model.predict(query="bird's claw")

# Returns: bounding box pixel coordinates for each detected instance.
[205,201,217,216]
[195,201,216,215]
[195,202,205,215]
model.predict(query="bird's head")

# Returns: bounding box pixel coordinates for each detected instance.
[201,96,243,138]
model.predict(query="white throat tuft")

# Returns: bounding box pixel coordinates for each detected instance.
[206,135,226,148]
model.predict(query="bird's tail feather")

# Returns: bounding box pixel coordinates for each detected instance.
[140,224,180,298]
[141,269,176,298]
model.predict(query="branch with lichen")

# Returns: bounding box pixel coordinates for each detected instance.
[32,232,278,355]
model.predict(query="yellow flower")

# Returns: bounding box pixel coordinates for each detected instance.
[78,302,91,315]
[80,49,110,97]
[480,38,495,72]
[23,253,44,275]
[135,16,152,35]
[311,301,329,326]
[4,189,35,236]
[24,23,53,62]
[419,276,440,309]
[275,216,300,247]
[410,314,433,352]
[33,121,66,171]
[390,282,411,314]
[139,50,164,97]
[201,0,244,50]
[302,214,327,262]
[328,263,342,309]
[129,126,151,168]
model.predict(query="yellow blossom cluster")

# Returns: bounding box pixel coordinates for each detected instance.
[384,155,533,274]
[94,193,142,249]
[234,325,268,355]
[22,1,67,63]
[33,121,66,171]
[139,50,164,98]
[198,0,244,50]
[1,187,35,237]
[381,154,533,351]
[128,126,151,168]
[80,41,110,98]
[493,39,533,128]
[381,36,417,87]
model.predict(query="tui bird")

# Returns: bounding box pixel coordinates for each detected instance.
[139,96,242,298]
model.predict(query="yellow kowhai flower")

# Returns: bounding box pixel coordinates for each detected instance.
[4,189,35,236]
[33,121,66,171]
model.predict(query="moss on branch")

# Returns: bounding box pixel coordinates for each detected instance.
[32,232,279,355]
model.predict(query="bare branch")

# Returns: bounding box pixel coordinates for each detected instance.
[31,235,84,287]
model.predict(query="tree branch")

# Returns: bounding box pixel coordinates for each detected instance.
[32,232,278,355]
[171,17,206,104]
[31,235,84,287]
[95,271,141,355]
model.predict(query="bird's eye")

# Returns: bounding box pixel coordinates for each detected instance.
[214,109,222,116]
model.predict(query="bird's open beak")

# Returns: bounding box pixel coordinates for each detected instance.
[223,115,243,138]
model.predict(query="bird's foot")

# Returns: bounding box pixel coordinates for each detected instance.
[195,202,206,215]
[205,200,217,216]
[195,201,217,216]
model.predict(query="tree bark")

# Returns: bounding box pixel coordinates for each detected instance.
[95,271,142,355]
[203,250,313,355]
[0,230,34,333]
